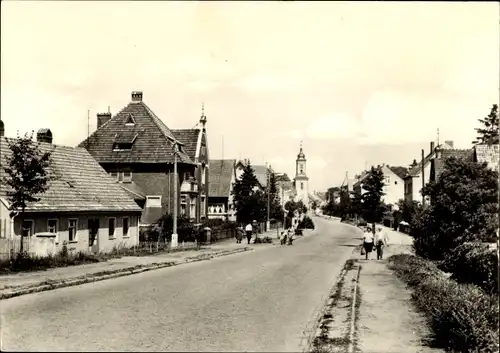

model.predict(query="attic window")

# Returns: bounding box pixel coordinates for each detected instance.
[113,132,138,151]
[125,114,136,126]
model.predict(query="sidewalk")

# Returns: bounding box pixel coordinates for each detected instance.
[0,229,283,300]
[355,231,442,353]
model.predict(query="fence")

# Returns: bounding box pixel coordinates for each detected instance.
[0,237,32,260]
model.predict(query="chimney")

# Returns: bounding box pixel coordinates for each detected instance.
[0,120,4,137]
[97,112,112,129]
[131,91,143,102]
[36,128,53,144]
[445,140,454,148]
[430,141,435,154]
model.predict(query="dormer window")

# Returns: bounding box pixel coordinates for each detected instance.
[125,114,136,126]
[113,132,138,151]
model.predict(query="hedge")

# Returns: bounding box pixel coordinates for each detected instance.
[441,242,498,295]
[389,254,499,353]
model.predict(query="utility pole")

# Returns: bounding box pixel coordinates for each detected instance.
[421,149,425,206]
[172,141,179,248]
[266,162,271,232]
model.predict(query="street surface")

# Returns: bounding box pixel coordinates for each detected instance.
[1,218,360,352]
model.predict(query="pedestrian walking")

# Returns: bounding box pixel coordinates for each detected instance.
[245,223,253,244]
[236,225,244,244]
[375,226,389,260]
[362,226,374,260]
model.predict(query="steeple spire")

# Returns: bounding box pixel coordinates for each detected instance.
[200,102,207,130]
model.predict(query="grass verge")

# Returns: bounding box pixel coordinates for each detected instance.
[388,253,499,353]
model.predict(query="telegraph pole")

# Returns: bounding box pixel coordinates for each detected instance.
[421,149,425,206]
[172,141,179,248]
[266,163,271,232]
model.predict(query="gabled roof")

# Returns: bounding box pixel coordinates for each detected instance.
[120,181,146,201]
[275,173,291,182]
[172,129,201,161]
[432,149,475,181]
[388,166,409,179]
[79,98,193,165]
[0,137,142,213]
[406,142,454,178]
[234,160,272,188]
[208,159,235,198]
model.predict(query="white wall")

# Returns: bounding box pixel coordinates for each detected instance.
[381,166,405,205]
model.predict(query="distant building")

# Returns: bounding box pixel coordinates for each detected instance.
[293,143,309,206]
[1,126,142,256]
[275,173,294,205]
[403,140,454,203]
[234,159,272,191]
[207,159,236,220]
[429,148,475,183]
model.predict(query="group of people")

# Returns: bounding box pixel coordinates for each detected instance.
[362,225,389,260]
[279,228,295,246]
[235,223,255,244]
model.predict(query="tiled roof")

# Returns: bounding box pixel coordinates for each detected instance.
[406,142,454,177]
[433,149,475,181]
[253,165,270,188]
[120,182,146,201]
[0,137,142,213]
[79,101,193,164]
[172,129,200,160]
[474,144,499,171]
[208,159,235,198]
[275,173,291,182]
[388,166,409,179]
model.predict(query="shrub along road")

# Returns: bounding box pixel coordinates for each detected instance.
[1,217,359,352]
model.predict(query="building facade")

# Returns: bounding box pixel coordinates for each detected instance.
[79,91,209,225]
[207,159,236,220]
[0,128,142,256]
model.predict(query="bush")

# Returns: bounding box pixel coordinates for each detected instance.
[299,215,315,229]
[441,242,498,294]
[389,254,499,353]
[1,250,101,273]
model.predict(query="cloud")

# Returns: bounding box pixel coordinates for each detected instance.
[306,114,359,140]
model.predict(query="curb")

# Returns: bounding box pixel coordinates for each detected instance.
[347,264,362,353]
[0,247,253,301]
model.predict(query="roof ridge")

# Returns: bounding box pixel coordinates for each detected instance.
[140,102,180,145]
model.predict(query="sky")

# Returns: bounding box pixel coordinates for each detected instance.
[1,1,499,192]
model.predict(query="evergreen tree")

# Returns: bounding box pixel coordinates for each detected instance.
[361,166,386,230]
[2,132,52,252]
[473,104,499,145]
[231,162,266,224]
[268,173,283,221]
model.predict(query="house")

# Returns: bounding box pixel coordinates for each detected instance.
[474,143,499,171]
[0,127,142,256]
[207,159,236,220]
[275,173,295,206]
[79,91,209,226]
[403,141,454,203]
[429,148,475,183]
[234,159,272,190]
[352,164,408,208]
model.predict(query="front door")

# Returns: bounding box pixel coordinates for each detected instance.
[88,219,99,253]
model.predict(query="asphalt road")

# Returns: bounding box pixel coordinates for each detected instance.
[1,218,360,352]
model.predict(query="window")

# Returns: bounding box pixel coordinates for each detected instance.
[108,218,116,238]
[123,218,129,237]
[110,172,118,180]
[190,197,196,218]
[201,146,206,157]
[146,196,162,208]
[113,142,133,151]
[48,219,59,242]
[125,113,136,126]
[21,220,34,237]
[68,219,78,242]
[301,182,304,190]
[180,195,187,215]
[201,167,206,184]
[122,171,132,183]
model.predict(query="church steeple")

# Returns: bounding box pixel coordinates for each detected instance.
[294,141,309,206]
[200,102,207,131]
[297,140,306,161]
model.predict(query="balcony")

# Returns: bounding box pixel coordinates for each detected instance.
[180,177,198,194]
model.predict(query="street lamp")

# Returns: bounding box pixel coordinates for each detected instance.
[171,141,179,248]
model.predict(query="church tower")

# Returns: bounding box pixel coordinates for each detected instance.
[294,141,309,206]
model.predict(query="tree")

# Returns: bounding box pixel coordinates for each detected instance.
[283,200,307,228]
[473,104,499,145]
[310,200,318,211]
[396,199,421,224]
[2,132,52,252]
[360,166,386,230]
[267,172,283,221]
[412,157,498,260]
[231,162,267,225]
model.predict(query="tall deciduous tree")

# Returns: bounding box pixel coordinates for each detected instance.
[361,166,386,230]
[268,172,283,221]
[473,104,499,145]
[232,162,266,225]
[2,132,52,252]
[412,157,498,260]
